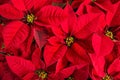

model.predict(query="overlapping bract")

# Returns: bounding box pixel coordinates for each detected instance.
[0,0,120,80]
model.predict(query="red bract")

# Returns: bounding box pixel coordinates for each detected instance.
[6,56,35,77]
[54,55,89,80]
[43,4,105,67]
[55,64,89,80]
[90,54,120,80]
[106,2,120,27]
[3,21,29,49]
[91,0,115,12]
[92,33,119,65]
[33,26,53,49]
[92,34,114,57]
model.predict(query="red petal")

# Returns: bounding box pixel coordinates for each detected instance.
[108,58,120,75]
[106,2,120,26]
[63,4,77,34]
[11,0,33,11]
[3,21,29,49]
[34,27,49,49]
[32,48,45,69]
[109,3,120,26]
[55,56,68,73]
[94,0,114,12]
[23,72,35,80]
[92,34,114,56]
[37,5,65,25]
[52,26,66,39]
[74,65,89,80]
[20,28,34,58]
[60,66,76,78]
[24,0,34,10]
[63,4,75,18]
[6,56,35,77]
[0,4,24,19]
[71,0,83,9]
[44,44,67,67]
[33,0,52,10]
[61,19,69,34]
[71,43,89,62]
[48,36,63,46]
[11,0,26,11]
[75,13,105,39]
[66,48,87,65]
[89,54,105,77]
[76,3,85,16]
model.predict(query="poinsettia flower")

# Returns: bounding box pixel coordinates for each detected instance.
[55,62,89,80]
[91,2,120,58]
[5,48,57,80]
[90,54,120,80]
[0,0,65,51]
[23,48,57,80]
[53,55,89,80]
[103,25,120,42]
[102,2,120,42]
[43,4,105,67]
[91,2,120,54]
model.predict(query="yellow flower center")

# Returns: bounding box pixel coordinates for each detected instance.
[26,13,35,24]
[66,76,74,80]
[35,70,47,79]
[65,36,74,47]
[105,30,114,39]
[103,75,111,80]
